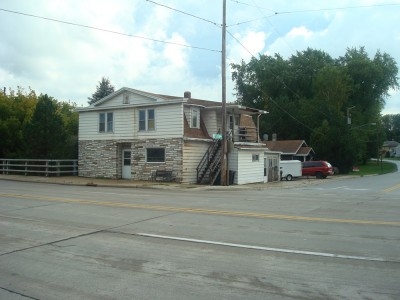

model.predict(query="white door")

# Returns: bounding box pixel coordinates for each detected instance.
[264,158,268,182]
[122,150,131,179]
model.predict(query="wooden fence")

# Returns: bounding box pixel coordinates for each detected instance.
[0,159,78,176]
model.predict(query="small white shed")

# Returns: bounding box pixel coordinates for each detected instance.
[228,145,267,185]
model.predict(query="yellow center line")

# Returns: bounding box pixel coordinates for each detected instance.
[1,193,399,226]
[383,182,400,193]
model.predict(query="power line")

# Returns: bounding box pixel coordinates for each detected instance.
[145,0,220,27]
[226,1,383,131]
[227,27,348,132]
[227,14,275,27]
[275,3,400,15]
[228,28,346,132]
[229,1,400,27]
[250,0,295,54]
[0,8,221,53]
[226,29,319,134]
[230,0,274,13]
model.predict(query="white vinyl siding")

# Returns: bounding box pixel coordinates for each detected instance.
[232,149,265,184]
[79,104,183,140]
[202,110,218,136]
[80,110,132,140]
[182,140,211,184]
[98,92,158,107]
[137,104,183,139]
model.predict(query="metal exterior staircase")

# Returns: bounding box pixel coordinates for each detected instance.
[196,138,222,185]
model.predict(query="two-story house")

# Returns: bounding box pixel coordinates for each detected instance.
[77,87,280,184]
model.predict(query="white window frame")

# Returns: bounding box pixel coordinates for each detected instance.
[139,109,155,131]
[99,112,114,133]
[191,108,200,129]
[252,153,259,162]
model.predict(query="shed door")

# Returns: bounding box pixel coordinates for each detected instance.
[264,158,268,182]
[122,150,131,179]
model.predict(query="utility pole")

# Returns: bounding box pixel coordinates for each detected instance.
[221,0,227,185]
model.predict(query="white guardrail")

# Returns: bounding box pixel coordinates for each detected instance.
[0,159,78,176]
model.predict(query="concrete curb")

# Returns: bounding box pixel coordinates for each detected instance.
[0,174,353,191]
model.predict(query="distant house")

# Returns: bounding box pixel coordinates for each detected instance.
[264,139,315,161]
[76,87,281,184]
[382,140,400,157]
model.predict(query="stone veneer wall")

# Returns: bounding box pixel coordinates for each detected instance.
[131,138,183,181]
[79,140,118,179]
[79,138,183,181]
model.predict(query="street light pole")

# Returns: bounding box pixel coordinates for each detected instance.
[347,106,355,125]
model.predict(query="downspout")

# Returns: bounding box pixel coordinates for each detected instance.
[257,114,261,143]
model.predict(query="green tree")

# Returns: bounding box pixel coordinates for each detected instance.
[382,114,400,142]
[0,87,37,157]
[88,77,115,104]
[24,94,66,159]
[338,48,399,124]
[1,88,78,159]
[58,101,79,158]
[231,47,398,173]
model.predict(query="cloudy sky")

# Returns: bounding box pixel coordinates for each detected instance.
[1,0,399,114]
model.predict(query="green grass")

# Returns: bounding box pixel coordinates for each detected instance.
[387,157,400,161]
[349,160,398,176]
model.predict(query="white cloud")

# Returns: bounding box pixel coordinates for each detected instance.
[162,33,189,68]
[229,31,267,62]
[0,0,399,113]
[287,26,313,39]
[382,89,400,115]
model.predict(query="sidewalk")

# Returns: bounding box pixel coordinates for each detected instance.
[0,173,339,190]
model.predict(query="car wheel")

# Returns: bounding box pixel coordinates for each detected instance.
[316,172,323,179]
[286,174,293,181]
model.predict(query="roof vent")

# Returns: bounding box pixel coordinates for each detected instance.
[184,91,191,99]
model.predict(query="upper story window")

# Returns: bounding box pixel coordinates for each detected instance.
[191,108,200,129]
[252,154,259,162]
[139,109,155,131]
[99,112,113,133]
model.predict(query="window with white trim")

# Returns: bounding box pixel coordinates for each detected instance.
[191,108,200,128]
[99,112,113,133]
[139,109,155,131]
[252,154,259,162]
[146,148,165,162]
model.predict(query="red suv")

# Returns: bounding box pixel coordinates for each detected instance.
[302,161,334,179]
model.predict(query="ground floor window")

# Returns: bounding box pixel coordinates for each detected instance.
[146,148,165,162]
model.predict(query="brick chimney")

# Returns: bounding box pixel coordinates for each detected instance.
[184,91,191,99]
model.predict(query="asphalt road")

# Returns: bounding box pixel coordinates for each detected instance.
[0,170,399,299]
